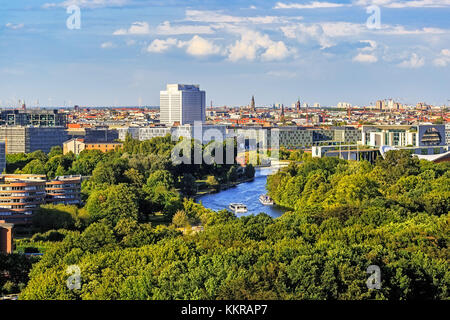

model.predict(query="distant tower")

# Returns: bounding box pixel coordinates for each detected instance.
[280,104,285,122]
[296,99,301,113]
[250,95,256,112]
[21,100,26,111]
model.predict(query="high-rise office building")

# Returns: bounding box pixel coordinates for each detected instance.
[0,127,68,154]
[160,84,206,125]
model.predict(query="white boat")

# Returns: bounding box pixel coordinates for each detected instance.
[259,195,274,206]
[229,203,248,213]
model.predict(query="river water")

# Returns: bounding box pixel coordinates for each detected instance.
[197,167,286,218]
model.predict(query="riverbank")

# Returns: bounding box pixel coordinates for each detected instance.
[194,176,255,200]
[196,167,288,218]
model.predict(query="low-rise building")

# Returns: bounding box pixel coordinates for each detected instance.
[0,220,13,254]
[85,142,123,153]
[63,139,123,155]
[362,124,446,148]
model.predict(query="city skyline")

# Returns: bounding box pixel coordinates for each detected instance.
[1,1,450,107]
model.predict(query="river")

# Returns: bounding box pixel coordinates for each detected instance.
[196,167,286,218]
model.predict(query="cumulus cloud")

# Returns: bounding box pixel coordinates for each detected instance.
[228,30,292,62]
[353,53,378,63]
[274,1,346,9]
[398,53,425,68]
[147,36,221,57]
[113,22,150,35]
[359,40,378,52]
[181,35,221,56]
[281,24,335,49]
[433,49,450,66]
[147,38,179,53]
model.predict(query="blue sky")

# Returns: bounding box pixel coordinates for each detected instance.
[0,0,449,107]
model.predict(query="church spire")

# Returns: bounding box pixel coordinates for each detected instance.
[251,95,255,112]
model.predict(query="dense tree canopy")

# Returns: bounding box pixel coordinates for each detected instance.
[16,150,449,300]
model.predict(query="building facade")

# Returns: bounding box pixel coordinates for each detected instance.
[160,84,206,125]
[0,174,82,225]
[0,141,5,174]
[0,126,69,154]
[0,220,13,254]
[45,176,82,205]
[362,125,446,148]
[0,109,67,127]
[0,175,47,225]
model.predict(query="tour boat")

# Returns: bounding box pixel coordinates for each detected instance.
[259,195,274,206]
[229,203,248,213]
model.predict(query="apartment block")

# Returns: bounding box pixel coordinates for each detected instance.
[0,175,47,225]
[0,174,82,225]
[45,175,82,205]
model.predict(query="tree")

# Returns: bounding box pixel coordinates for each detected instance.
[179,174,197,196]
[206,175,220,192]
[19,159,46,175]
[48,146,63,158]
[172,210,190,228]
[86,184,140,226]
[245,164,255,179]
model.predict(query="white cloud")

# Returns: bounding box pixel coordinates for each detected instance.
[5,23,24,30]
[184,9,301,25]
[181,35,221,56]
[228,30,292,62]
[353,0,450,8]
[147,36,221,57]
[353,53,378,63]
[398,53,425,68]
[433,49,450,66]
[381,25,446,35]
[156,21,215,35]
[147,38,179,53]
[360,40,378,51]
[113,22,150,35]
[274,1,346,9]
[43,0,129,9]
[281,24,335,49]
[100,42,116,49]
